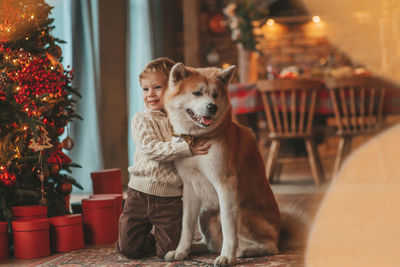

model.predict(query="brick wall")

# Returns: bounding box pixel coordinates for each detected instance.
[197,3,350,81]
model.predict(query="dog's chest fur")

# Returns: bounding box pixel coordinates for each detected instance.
[175,143,225,209]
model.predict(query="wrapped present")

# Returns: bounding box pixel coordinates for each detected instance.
[49,214,84,252]
[90,193,123,228]
[0,221,8,260]
[12,219,50,259]
[90,168,122,194]
[82,197,117,245]
[12,205,47,221]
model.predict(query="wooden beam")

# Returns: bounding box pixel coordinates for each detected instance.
[183,0,199,66]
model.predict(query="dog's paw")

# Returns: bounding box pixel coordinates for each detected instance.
[164,250,187,261]
[214,255,235,266]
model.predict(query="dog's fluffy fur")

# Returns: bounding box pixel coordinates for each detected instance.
[164,63,281,266]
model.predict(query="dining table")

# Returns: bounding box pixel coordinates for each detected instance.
[229,80,400,116]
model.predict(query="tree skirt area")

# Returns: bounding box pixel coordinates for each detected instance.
[2,244,304,267]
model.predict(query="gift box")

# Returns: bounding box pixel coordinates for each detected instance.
[0,221,9,260]
[49,214,84,253]
[12,219,50,259]
[90,168,122,194]
[90,193,123,219]
[12,205,47,221]
[90,194,123,240]
[82,197,117,245]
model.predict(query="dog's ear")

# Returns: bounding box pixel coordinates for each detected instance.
[170,62,191,84]
[218,65,236,85]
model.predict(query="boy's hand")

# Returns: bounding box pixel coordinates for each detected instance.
[190,139,211,155]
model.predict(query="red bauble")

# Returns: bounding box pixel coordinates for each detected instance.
[0,167,16,186]
[49,163,61,175]
[208,13,227,34]
[56,127,64,136]
[62,136,74,150]
[57,181,72,196]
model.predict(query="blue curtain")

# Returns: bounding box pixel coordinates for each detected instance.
[49,0,154,191]
[127,0,154,166]
[48,0,103,193]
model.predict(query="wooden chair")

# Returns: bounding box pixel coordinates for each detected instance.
[325,76,386,177]
[256,79,325,186]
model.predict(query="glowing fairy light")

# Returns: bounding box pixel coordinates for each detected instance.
[266,18,275,26]
[222,63,231,69]
[312,16,321,24]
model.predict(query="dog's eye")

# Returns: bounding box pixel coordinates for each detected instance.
[192,91,203,96]
[212,93,218,98]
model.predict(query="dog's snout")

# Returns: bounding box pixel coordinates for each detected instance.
[206,103,218,114]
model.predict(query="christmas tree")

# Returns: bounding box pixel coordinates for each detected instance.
[0,0,82,221]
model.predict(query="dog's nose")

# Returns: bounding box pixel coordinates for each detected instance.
[206,103,218,114]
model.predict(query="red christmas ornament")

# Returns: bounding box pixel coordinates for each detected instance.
[49,163,61,175]
[208,13,227,34]
[0,166,16,186]
[57,181,72,197]
[62,136,74,150]
[56,127,64,136]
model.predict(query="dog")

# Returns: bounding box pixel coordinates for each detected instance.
[163,63,281,266]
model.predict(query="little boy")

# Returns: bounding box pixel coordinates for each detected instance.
[117,57,210,259]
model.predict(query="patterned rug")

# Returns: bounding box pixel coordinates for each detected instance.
[2,194,322,267]
[2,244,305,267]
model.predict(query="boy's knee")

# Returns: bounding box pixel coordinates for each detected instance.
[116,239,144,258]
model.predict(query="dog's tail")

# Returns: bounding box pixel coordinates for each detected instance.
[279,203,311,249]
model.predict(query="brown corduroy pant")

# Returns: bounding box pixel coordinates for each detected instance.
[116,188,183,258]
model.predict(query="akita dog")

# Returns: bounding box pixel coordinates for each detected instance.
[164,63,280,266]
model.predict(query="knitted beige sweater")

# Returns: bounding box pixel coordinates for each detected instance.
[127,109,191,197]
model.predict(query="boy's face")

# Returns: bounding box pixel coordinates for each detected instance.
[141,71,167,111]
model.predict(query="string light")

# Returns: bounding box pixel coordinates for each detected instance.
[312,16,321,24]
[266,18,275,26]
[222,63,231,69]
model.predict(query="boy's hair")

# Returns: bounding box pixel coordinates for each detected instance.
[139,57,176,84]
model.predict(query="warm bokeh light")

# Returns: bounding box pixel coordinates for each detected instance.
[266,18,276,26]
[312,15,321,23]
[303,0,400,84]
[0,0,49,42]
[222,63,231,69]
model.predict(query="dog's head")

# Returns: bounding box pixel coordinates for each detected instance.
[164,63,236,136]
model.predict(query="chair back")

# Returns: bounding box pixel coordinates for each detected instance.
[256,79,324,138]
[325,76,386,136]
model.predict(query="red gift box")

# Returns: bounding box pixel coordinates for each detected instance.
[90,194,123,241]
[90,193,123,219]
[49,214,84,253]
[12,205,47,221]
[0,221,9,260]
[90,168,122,194]
[82,197,117,245]
[12,219,50,259]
